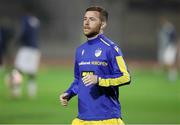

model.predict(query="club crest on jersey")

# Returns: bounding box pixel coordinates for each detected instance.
[81,49,85,56]
[114,46,119,53]
[95,48,102,57]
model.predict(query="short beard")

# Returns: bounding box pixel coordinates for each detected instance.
[85,31,99,38]
[84,23,102,38]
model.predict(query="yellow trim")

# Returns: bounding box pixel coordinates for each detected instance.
[99,56,130,87]
[72,118,125,125]
[82,71,94,77]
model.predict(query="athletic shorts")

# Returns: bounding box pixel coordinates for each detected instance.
[72,118,124,125]
[163,44,177,65]
[15,47,41,74]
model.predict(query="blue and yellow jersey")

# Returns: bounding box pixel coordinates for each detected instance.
[66,34,131,120]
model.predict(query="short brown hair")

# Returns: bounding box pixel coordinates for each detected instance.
[86,6,108,22]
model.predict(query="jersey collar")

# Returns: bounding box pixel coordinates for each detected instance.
[87,33,103,44]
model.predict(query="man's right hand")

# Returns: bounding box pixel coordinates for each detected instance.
[59,93,69,106]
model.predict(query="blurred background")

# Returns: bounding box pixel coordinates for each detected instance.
[0,0,180,124]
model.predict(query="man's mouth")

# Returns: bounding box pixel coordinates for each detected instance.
[84,27,90,30]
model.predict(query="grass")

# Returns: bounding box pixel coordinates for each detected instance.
[0,66,179,124]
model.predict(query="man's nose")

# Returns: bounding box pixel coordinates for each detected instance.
[85,19,89,25]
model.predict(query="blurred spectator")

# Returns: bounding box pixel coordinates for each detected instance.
[158,16,178,82]
[0,17,14,71]
[9,7,41,98]
[0,26,3,69]
[177,38,180,70]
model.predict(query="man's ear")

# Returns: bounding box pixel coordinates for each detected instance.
[101,22,107,30]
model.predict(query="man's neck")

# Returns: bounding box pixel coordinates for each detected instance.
[87,32,103,40]
[87,34,99,40]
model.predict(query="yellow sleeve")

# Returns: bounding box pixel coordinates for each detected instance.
[98,56,130,87]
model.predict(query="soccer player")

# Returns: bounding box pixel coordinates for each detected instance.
[60,6,131,125]
[11,6,41,98]
[0,17,14,70]
[158,16,178,81]
[0,26,3,69]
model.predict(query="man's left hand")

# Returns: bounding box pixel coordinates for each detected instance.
[82,74,98,86]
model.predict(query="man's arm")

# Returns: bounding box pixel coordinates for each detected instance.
[98,56,130,87]
[83,46,131,87]
[60,54,79,106]
[98,46,130,87]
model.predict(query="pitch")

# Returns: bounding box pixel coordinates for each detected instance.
[0,66,179,124]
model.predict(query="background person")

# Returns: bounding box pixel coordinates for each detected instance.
[9,6,41,98]
[158,16,178,81]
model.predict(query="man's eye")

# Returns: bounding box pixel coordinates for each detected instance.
[90,18,96,21]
